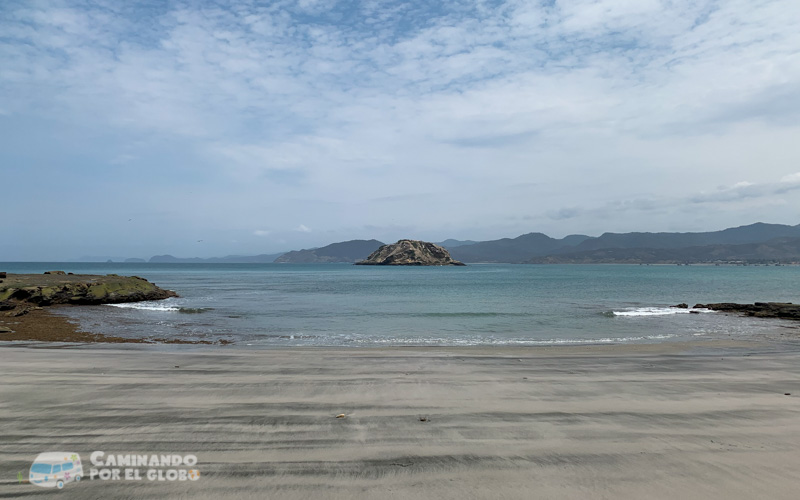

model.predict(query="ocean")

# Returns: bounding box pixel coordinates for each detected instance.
[3,262,798,347]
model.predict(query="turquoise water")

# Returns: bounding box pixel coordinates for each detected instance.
[2,263,798,346]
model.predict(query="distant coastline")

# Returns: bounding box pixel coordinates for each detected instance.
[31,221,800,266]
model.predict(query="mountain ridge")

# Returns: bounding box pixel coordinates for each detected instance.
[121,222,800,265]
[274,240,385,263]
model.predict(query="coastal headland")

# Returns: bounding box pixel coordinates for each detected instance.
[0,271,177,309]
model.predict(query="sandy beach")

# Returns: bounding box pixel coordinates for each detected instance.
[1,341,799,499]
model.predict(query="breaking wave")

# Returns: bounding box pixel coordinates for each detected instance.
[105,302,212,313]
[611,307,712,317]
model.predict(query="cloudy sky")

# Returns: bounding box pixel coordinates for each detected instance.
[2,0,800,260]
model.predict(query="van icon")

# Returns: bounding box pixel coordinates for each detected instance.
[29,452,83,489]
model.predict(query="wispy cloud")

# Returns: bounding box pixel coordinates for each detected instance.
[2,0,800,258]
[545,174,800,233]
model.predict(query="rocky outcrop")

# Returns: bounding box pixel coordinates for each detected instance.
[356,240,466,266]
[1,273,178,317]
[693,302,800,320]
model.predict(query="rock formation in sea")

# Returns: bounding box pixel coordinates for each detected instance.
[355,240,466,266]
[0,272,178,317]
[693,302,800,320]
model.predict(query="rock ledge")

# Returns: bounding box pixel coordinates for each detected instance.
[1,273,178,317]
[693,302,800,320]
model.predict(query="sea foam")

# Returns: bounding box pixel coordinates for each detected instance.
[105,302,211,313]
[612,307,711,317]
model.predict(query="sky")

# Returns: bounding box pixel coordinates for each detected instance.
[2,0,800,260]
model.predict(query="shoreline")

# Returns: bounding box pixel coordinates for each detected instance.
[0,306,220,344]
[0,305,779,352]
[2,343,799,498]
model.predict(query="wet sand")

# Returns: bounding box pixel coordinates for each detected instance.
[0,307,216,344]
[0,307,138,343]
[1,343,799,499]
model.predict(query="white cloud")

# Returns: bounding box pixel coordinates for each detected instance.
[253,229,271,236]
[295,224,312,233]
[781,172,800,184]
[2,0,800,258]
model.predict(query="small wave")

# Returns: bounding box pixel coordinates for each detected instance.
[105,303,212,313]
[611,307,712,317]
[410,312,530,318]
[106,303,179,311]
[252,332,679,346]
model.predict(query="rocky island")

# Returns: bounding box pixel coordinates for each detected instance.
[355,240,466,266]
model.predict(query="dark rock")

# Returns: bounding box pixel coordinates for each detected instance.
[0,272,6,278]
[700,302,800,321]
[689,310,700,314]
[44,271,66,275]
[356,240,466,266]
[673,303,689,309]
[1,274,178,307]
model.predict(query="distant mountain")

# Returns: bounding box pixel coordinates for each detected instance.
[76,256,128,262]
[141,222,800,265]
[563,223,800,253]
[437,239,478,248]
[450,222,800,263]
[274,240,384,263]
[526,237,800,264]
[149,255,204,263]
[448,233,591,263]
[149,253,284,263]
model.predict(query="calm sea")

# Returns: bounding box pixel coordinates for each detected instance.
[3,263,798,347]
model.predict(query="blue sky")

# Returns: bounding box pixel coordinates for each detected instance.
[2,0,800,260]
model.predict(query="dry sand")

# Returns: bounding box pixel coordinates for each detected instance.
[1,342,799,499]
